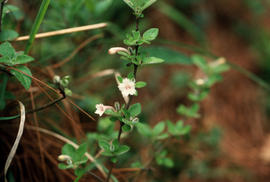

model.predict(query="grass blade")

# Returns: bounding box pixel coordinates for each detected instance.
[24,0,51,54]
[4,101,26,182]
[157,1,205,43]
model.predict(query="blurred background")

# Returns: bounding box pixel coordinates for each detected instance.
[1,0,270,181]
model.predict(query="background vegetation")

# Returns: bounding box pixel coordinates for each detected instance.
[1,0,270,181]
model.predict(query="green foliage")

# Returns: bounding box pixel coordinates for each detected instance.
[156,150,174,168]
[3,4,23,20]
[10,66,32,90]
[167,120,191,136]
[0,30,18,41]
[128,103,141,117]
[24,0,51,54]
[58,143,95,182]
[98,139,130,157]
[58,143,88,170]
[177,103,200,118]
[123,28,159,46]
[142,56,164,65]
[123,0,157,17]
[143,46,192,65]
[0,42,34,89]
[158,1,205,43]
[135,81,147,88]
[143,28,159,42]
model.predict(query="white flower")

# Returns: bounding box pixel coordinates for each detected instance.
[118,78,136,97]
[95,104,114,116]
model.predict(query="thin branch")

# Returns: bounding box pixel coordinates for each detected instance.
[0,87,66,120]
[14,23,107,41]
[88,171,105,182]
[50,34,103,69]
[27,88,66,114]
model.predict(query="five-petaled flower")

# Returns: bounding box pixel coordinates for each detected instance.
[95,104,114,116]
[118,78,136,97]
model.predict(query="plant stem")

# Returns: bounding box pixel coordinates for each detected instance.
[24,0,51,54]
[0,0,6,33]
[105,16,141,182]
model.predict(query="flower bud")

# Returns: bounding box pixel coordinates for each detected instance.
[53,75,61,84]
[195,79,205,86]
[58,155,71,162]
[108,47,130,55]
[210,57,226,67]
[114,102,120,111]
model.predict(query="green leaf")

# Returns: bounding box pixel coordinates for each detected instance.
[123,0,157,13]
[123,0,135,10]
[3,5,20,15]
[117,76,123,83]
[143,57,164,65]
[58,163,70,170]
[14,54,34,64]
[167,120,177,135]
[128,103,141,117]
[122,124,132,132]
[0,56,11,65]
[0,30,19,41]
[163,158,174,168]
[64,88,72,96]
[123,30,141,46]
[114,145,130,155]
[156,133,169,140]
[143,28,159,41]
[135,81,147,88]
[179,125,191,135]
[127,72,134,80]
[136,123,152,137]
[192,55,208,72]
[111,157,118,163]
[112,139,120,151]
[10,66,32,90]
[143,46,191,65]
[105,109,121,117]
[3,5,23,20]
[0,42,16,58]
[98,140,110,152]
[176,120,183,129]
[188,91,209,102]
[177,103,200,118]
[152,122,165,136]
[141,0,157,11]
[75,143,88,161]
[62,144,76,159]
[74,163,96,182]
[102,151,114,157]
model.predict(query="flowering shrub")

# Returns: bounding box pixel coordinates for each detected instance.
[56,1,230,182]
